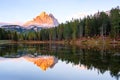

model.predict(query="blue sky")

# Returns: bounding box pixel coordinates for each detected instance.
[0,0,120,23]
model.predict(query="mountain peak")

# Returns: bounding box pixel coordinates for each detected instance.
[24,12,59,28]
[39,11,47,17]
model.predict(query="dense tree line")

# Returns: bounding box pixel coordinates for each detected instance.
[0,28,19,40]
[0,7,120,41]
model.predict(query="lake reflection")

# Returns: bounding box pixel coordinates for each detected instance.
[24,55,58,71]
[0,55,58,71]
[0,43,120,80]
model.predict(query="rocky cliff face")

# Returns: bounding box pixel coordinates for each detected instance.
[24,12,59,28]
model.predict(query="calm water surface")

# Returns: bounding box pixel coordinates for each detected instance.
[0,44,120,80]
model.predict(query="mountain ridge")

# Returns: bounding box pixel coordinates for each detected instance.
[0,12,59,32]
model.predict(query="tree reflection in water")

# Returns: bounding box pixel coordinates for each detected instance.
[0,43,120,79]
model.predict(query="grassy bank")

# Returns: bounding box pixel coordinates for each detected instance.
[1,37,120,46]
[0,40,12,44]
[11,40,65,44]
[67,37,120,48]
[74,37,120,45]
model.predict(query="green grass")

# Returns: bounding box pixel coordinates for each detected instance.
[0,40,11,44]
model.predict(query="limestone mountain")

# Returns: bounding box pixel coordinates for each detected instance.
[24,12,59,28]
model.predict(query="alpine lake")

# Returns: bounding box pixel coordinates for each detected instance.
[0,43,120,80]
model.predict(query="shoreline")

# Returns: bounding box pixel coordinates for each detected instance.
[1,38,120,51]
[0,37,120,45]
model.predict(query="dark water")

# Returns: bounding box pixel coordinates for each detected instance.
[0,43,120,80]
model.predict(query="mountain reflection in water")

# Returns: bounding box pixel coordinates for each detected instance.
[0,43,120,80]
[0,55,58,71]
[24,55,58,71]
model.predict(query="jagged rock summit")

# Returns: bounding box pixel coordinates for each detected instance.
[24,11,59,28]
